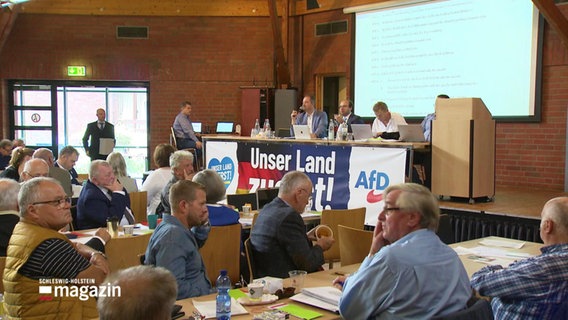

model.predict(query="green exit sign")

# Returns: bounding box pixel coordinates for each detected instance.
[67,66,86,77]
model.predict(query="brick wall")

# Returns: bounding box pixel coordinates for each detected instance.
[1,9,567,190]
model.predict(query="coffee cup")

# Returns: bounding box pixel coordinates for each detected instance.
[123,225,134,237]
[247,282,264,301]
[315,225,333,239]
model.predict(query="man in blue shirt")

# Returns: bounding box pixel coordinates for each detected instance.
[471,197,568,319]
[172,101,202,150]
[334,183,471,319]
[144,180,212,299]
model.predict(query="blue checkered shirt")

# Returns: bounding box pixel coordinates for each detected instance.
[470,243,568,319]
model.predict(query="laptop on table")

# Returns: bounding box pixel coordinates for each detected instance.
[192,122,202,134]
[216,121,234,134]
[398,124,427,142]
[351,124,373,141]
[293,125,312,140]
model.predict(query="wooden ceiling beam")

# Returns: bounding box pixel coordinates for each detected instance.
[0,5,20,55]
[268,0,291,88]
[532,0,568,51]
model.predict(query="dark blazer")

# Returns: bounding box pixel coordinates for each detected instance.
[291,110,329,138]
[82,121,115,161]
[0,212,20,256]
[0,166,19,182]
[250,197,324,278]
[76,179,130,229]
[345,113,365,133]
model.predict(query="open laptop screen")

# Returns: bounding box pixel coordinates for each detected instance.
[192,122,202,133]
[216,122,233,134]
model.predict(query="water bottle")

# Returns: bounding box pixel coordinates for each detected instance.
[252,119,261,137]
[263,119,271,138]
[339,123,348,141]
[328,120,335,141]
[216,269,231,320]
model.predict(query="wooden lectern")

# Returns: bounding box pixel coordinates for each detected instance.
[431,98,495,203]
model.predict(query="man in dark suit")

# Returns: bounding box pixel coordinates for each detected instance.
[55,146,83,185]
[0,178,20,256]
[82,108,115,161]
[334,99,364,133]
[77,160,134,229]
[250,171,334,278]
[290,95,329,139]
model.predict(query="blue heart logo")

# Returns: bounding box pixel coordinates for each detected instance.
[208,157,235,188]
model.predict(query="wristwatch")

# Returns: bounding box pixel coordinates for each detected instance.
[91,251,107,259]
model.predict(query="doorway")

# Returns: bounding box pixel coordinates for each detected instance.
[316,74,347,118]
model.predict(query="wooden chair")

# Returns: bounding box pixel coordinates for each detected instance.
[321,207,366,269]
[199,224,241,285]
[0,256,5,292]
[337,224,373,266]
[170,127,201,170]
[244,238,257,283]
[105,232,152,271]
[129,191,148,223]
[77,173,89,182]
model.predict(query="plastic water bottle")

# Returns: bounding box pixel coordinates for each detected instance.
[339,123,348,141]
[263,119,271,137]
[328,120,335,141]
[216,269,231,320]
[251,119,260,137]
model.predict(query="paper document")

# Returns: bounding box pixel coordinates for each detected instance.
[99,138,115,155]
[290,286,341,313]
[192,298,248,319]
[479,238,525,249]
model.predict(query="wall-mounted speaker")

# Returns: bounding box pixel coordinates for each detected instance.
[307,0,320,10]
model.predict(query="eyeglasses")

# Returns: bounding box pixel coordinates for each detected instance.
[32,197,72,208]
[382,207,402,216]
[23,171,49,178]
[300,188,313,201]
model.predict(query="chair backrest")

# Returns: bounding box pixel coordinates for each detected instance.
[170,127,179,149]
[77,173,89,182]
[432,298,493,320]
[437,214,455,244]
[337,224,373,266]
[129,191,148,223]
[244,238,257,283]
[227,193,258,211]
[321,207,366,267]
[105,232,152,271]
[0,256,6,292]
[199,224,241,285]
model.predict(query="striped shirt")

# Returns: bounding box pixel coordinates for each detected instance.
[470,243,568,319]
[19,238,90,280]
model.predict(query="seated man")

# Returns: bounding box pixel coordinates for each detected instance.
[77,160,135,229]
[33,148,73,196]
[334,183,471,319]
[3,177,110,319]
[172,101,202,150]
[0,178,20,256]
[333,99,364,133]
[250,171,334,278]
[55,145,83,185]
[20,158,49,182]
[471,197,568,319]
[144,180,212,299]
[0,139,13,169]
[157,150,195,215]
[97,265,177,320]
[371,101,407,139]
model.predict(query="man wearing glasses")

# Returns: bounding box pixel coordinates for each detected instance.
[250,171,334,278]
[334,183,471,319]
[20,158,49,182]
[3,177,110,319]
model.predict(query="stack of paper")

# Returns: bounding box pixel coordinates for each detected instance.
[290,286,342,313]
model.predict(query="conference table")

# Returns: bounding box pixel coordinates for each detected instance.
[177,236,543,319]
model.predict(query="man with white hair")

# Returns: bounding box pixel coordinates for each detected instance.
[471,197,568,319]
[20,158,49,182]
[156,150,195,215]
[76,160,134,229]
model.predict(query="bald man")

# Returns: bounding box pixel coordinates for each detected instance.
[82,108,115,161]
[471,197,568,319]
[33,148,73,196]
[20,158,49,182]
